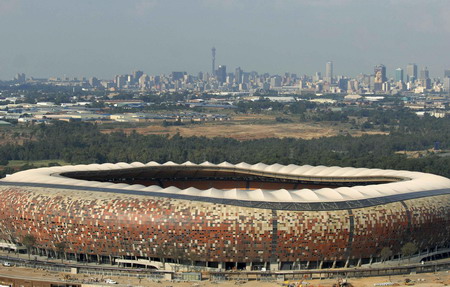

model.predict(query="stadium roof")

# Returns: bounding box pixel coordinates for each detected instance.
[2,162,450,205]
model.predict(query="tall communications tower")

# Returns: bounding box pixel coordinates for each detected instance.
[211,47,216,75]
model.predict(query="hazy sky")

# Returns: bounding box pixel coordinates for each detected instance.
[1,0,449,80]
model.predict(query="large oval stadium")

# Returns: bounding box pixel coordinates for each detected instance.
[0,162,450,271]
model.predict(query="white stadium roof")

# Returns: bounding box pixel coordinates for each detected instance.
[2,162,450,204]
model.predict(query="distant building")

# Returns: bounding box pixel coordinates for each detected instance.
[14,73,26,84]
[373,64,386,91]
[406,63,417,82]
[216,65,227,84]
[270,75,282,88]
[89,77,100,88]
[338,78,348,91]
[139,74,150,89]
[211,47,216,75]
[133,71,143,84]
[395,68,404,83]
[419,67,429,80]
[325,61,333,83]
[374,64,387,82]
[115,75,127,89]
[443,77,450,94]
[444,70,450,78]
[419,67,431,89]
[313,72,321,82]
[235,67,243,84]
[171,72,186,81]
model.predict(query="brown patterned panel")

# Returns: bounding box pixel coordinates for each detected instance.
[0,185,449,264]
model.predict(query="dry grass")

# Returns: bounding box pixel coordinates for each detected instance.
[101,121,387,140]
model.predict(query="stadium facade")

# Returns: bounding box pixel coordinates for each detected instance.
[0,162,450,270]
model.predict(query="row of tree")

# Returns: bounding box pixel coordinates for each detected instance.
[0,117,449,178]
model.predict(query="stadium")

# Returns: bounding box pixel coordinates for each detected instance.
[0,161,450,271]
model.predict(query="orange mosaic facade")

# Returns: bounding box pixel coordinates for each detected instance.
[0,184,449,270]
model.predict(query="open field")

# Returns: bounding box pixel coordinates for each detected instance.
[0,114,388,144]
[101,121,387,140]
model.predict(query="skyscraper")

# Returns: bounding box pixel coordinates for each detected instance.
[419,67,431,89]
[313,72,322,82]
[419,67,429,80]
[444,70,450,78]
[235,67,243,84]
[374,64,387,82]
[374,64,386,92]
[217,65,226,83]
[171,72,186,81]
[89,77,100,87]
[115,75,126,89]
[406,63,417,82]
[395,68,404,83]
[444,77,450,93]
[133,71,144,84]
[270,75,282,88]
[211,47,216,76]
[14,73,26,83]
[325,61,333,83]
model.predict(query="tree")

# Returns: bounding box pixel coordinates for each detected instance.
[22,234,37,260]
[54,242,67,263]
[401,242,418,262]
[380,247,393,262]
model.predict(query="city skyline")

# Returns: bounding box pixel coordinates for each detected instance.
[1,0,450,79]
[5,59,450,82]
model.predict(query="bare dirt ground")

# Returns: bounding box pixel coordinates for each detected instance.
[102,123,336,140]
[101,122,387,140]
[1,265,450,287]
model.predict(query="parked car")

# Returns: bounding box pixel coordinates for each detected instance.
[105,279,117,284]
[3,262,12,267]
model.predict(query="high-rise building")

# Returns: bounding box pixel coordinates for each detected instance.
[338,78,348,91]
[235,67,243,84]
[126,75,133,85]
[444,77,450,93]
[197,72,203,81]
[89,77,100,87]
[313,72,322,82]
[171,72,186,81]
[406,63,417,82]
[348,79,359,93]
[14,73,26,83]
[138,74,150,89]
[444,70,450,78]
[374,64,386,91]
[419,67,431,89]
[395,68,404,83]
[133,71,144,84]
[419,67,429,80]
[325,61,333,83]
[211,47,216,75]
[216,65,226,83]
[374,64,387,82]
[242,72,250,84]
[270,75,282,88]
[115,75,127,89]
